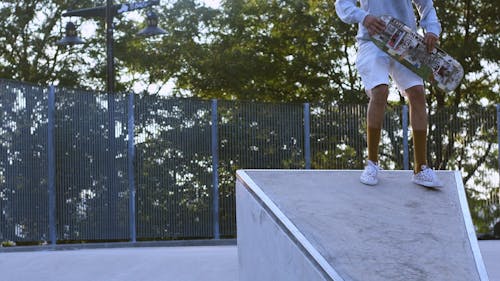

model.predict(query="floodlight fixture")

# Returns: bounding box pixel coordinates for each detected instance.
[137,11,167,36]
[56,22,85,46]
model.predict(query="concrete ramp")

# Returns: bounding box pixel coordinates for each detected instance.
[236,170,489,281]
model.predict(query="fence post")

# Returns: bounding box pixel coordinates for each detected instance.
[497,104,500,184]
[48,85,57,245]
[402,105,409,170]
[128,93,137,243]
[211,99,220,239]
[304,103,311,169]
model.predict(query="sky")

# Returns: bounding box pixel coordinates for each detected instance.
[201,0,221,9]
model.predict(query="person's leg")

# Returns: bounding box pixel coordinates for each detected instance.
[405,85,427,173]
[355,42,391,185]
[359,85,388,186]
[367,84,389,164]
[392,61,442,187]
[405,85,443,187]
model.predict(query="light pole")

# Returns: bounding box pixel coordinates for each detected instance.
[56,0,165,242]
[57,0,166,93]
[106,0,115,94]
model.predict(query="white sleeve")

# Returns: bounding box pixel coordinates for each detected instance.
[335,0,368,25]
[413,0,442,36]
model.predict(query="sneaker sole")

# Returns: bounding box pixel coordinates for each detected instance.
[360,178,378,186]
[412,179,443,188]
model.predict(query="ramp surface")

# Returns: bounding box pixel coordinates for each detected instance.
[236,170,489,281]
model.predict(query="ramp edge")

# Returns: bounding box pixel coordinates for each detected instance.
[236,170,345,281]
[454,171,490,281]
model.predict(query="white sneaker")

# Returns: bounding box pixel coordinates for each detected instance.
[412,165,443,188]
[360,160,381,186]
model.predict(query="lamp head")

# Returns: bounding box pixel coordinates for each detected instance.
[137,11,167,36]
[56,22,85,46]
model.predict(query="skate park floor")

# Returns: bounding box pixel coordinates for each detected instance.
[0,241,498,281]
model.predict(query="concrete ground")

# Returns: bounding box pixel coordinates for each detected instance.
[0,245,238,281]
[0,241,498,281]
[479,240,500,281]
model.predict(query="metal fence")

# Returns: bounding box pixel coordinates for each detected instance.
[0,79,498,245]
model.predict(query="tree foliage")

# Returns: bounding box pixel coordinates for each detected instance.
[1,0,497,103]
[428,0,500,108]
[0,0,104,88]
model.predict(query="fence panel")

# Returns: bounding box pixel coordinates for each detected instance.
[310,104,404,170]
[134,96,213,239]
[0,80,49,243]
[55,89,130,241]
[217,100,305,236]
[310,103,366,169]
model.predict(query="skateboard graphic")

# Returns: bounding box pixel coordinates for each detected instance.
[371,15,464,92]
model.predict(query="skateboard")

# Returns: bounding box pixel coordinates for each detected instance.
[371,15,464,92]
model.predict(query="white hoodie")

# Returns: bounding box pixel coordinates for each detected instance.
[335,0,441,42]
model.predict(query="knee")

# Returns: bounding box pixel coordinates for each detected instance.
[405,85,426,106]
[369,84,389,105]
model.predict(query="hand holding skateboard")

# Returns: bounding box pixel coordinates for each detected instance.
[370,15,464,92]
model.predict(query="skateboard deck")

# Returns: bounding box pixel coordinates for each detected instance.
[371,15,464,92]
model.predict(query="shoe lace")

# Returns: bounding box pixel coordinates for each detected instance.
[365,161,381,176]
[419,165,435,181]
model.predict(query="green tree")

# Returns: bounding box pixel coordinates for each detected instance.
[141,0,363,103]
[430,0,499,107]
[0,0,104,88]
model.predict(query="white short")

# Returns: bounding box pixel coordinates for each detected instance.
[356,42,423,95]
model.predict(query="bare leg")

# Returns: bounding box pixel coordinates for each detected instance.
[405,85,427,173]
[366,84,389,163]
